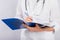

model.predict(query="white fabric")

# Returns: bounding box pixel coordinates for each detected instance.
[15,0,60,40]
[20,29,55,40]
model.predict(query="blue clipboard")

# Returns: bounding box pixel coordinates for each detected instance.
[2,18,37,30]
[2,18,46,30]
[2,18,25,30]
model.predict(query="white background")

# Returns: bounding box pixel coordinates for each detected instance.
[0,0,60,40]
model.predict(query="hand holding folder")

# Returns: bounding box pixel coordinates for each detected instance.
[2,18,49,30]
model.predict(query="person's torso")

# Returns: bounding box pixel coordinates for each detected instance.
[21,0,52,25]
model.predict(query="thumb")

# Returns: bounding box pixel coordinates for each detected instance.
[22,24,32,29]
[35,24,40,28]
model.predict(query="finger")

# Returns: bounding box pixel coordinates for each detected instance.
[22,24,29,28]
[27,19,32,22]
[24,17,32,22]
[35,24,40,28]
[22,24,32,29]
[27,16,32,20]
[23,24,35,32]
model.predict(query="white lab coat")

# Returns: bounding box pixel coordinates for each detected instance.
[15,0,60,40]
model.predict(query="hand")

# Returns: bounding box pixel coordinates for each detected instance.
[23,24,44,32]
[24,16,32,22]
[43,27,55,31]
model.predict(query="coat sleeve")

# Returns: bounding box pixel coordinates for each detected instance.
[51,0,60,32]
[15,0,27,20]
[15,0,23,20]
[15,0,29,20]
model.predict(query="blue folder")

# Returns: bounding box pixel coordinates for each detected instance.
[2,18,46,30]
[2,18,25,30]
[2,18,37,30]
